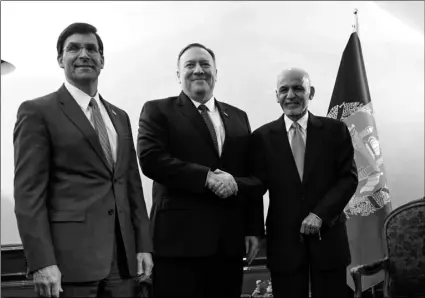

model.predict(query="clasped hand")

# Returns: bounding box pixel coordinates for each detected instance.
[206,169,238,199]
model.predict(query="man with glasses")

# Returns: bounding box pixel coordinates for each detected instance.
[13,22,153,297]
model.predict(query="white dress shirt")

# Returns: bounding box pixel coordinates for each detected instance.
[64,81,118,162]
[190,96,226,156]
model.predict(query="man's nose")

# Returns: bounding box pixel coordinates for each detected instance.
[193,63,204,74]
[78,47,90,59]
[287,88,295,99]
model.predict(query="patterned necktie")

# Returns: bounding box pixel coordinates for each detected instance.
[90,98,114,171]
[291,122,305,181]
[198,104,219,154]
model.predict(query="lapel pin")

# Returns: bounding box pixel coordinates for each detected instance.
[222,112,228,117]
[112,110,117,116]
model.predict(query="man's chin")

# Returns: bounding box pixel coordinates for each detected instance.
[192,87,211,97]
[191,82,208,90]
[74,74,98,81]
[185,89,213,102]
[283,108,301,116]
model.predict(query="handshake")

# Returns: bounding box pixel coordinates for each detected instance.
[206,169,238,199]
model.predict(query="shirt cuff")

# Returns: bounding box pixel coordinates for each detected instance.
[205,169,212,187]
[309,212,322,224]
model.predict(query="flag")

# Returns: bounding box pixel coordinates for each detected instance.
[327,32,392,291]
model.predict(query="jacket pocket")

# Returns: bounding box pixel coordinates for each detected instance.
[49,210,85,222]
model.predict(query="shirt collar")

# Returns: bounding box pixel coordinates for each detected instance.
[64,80,100,110]
[284,111,309,132]
[189,95,216,112]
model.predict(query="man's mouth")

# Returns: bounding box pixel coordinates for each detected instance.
[75,65,94,69]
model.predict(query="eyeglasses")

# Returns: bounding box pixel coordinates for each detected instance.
[64,43,100,55]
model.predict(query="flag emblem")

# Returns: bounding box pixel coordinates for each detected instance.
[328,103,391,217]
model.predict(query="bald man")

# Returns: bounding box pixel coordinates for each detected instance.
[247,68,358,297]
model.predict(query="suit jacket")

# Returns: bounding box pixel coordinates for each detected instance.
[13,84,153,282]
[246,112,358,273]
[137,91,264,258]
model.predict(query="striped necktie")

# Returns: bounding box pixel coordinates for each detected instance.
[291,122,305,181]
[90,98,114,171]
[198,104,219,154]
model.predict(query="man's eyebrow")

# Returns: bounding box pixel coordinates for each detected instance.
[185,58,210,62]
[66,42,97,47]
[278,84,304,89]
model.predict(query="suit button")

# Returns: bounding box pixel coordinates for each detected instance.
[108,209,114,215]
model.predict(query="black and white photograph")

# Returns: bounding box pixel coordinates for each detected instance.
[1,1,424,297]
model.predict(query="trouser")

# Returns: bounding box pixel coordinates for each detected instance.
[153,253,244,298]
[271,264,347,298]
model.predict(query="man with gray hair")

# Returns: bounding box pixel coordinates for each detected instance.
[246,67,358,297]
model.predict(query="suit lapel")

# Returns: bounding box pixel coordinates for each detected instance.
[270,116,302,185]
[57,85,112,174]
[100,97,125,177]
[177,91,218,154]
[302,112,323,186]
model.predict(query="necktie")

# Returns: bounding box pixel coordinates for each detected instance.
[291,122,305,181]
[198,104,219,154]
[90,98,114,171]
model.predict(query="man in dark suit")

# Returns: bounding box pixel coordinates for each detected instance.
[247,68,358,298]
[137,43,265,298]
[13,22,153,297]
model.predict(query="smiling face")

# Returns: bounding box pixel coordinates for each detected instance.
[58,33,104,91]
[177,46,217,103]
[276,68,315,121]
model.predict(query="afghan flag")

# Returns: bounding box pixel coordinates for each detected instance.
[327,32,392,291]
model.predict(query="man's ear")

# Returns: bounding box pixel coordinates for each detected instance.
[176,69,181,84]
[215,68,218,82]
[275,90,280,102]
[309,86,315,100]
[100,55,105,69]
[57,55,64,69]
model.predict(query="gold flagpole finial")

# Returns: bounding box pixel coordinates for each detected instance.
[352,9,359,35]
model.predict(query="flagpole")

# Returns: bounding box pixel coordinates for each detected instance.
[352,8,359,35]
